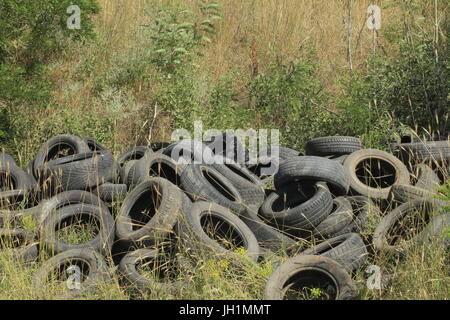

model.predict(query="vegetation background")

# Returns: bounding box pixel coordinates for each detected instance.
[0,0,448,300]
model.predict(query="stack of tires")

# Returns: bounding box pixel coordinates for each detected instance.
[0,132,448,300]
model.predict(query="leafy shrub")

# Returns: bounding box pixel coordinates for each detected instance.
[144,0,221,75]
[248,59,334,151]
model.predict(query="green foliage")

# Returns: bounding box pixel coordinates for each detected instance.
[249,59,334,151]
[0,0,100,69]
[144,0,221,75]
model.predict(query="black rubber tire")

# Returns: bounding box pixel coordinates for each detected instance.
[205,132,247,164]
[312,197,353,239]
[0,163,35,192]
[116,178,183,248]
[300,233,368,272]
[40,203,115,256]
[343,149,410,199]
[373,199,439,254]
[117,146,152,166]
[163,139,215,165]
[119,248,188,292]
[127,153,184,187]
[413,164,441,190]
[417,213,449,248]
[237,207,297,252]
[177,201,260,261]
[306,136,363,156]
[388,184,439,204]
[40,150,115,191]
[261,146,302,161]
[150,142,170,152]
[92,183,128,202]
[33,248,111,298]
[395,141,450,163]
[334,196,377,236]
[37,190,110,225]
[0,152,16,168]
[120,160,138,184]
[0,228,38,263]
[326,154,349,165]
[260,182,333,232]
[264,255,357,300]
[213,160,263,187]
[274,156,349,196]
[84,137,107,151]
[33,134,90,178]
[180,164,247,214]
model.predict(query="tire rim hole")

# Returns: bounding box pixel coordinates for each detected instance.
[200,214,245,251]
[283,269,338,300]
[129,185,162,230]
[355,158,397,188]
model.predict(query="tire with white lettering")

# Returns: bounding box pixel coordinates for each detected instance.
[264,255,357,300]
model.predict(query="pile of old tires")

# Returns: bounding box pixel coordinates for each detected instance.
[0,133,448,300]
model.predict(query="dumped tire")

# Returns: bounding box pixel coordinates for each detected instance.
[0,228,38,263]
[343,149,410,199]
[274,156,349,196]
[37,190,110,225]
[395,140,450,163]
[33,134,90,178]
[306,136,362,157]
[150,142,170,152]
[0,163,35,192]
[334,196,377,236]
[116,178,183,248]
[40,203,115,256]
[264,255,357,300]
[0,152,16,168]
[205,132,247,164]
[260,182,333,233]
[417,213,449,248]
[120,160,138,184]
[180,164,247,214]
[117,146,152,166]
[33,248,111,298]
[413,164,441,190]
[389,184,438,203]
[177,201,260,261]
[300,233,368,272]
[127,153,184,187]
[373,199,439,254]
[40,150,115,191]
[84,137,107,151]
[163,139,215,165]
[312,197,353,239]
[92,183,128,202]
[119,248,188,292]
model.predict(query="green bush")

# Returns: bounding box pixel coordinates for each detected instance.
[0,0,99,69]
[248,59,334,151]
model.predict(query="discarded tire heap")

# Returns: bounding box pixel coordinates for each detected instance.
[0,133,449,300]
